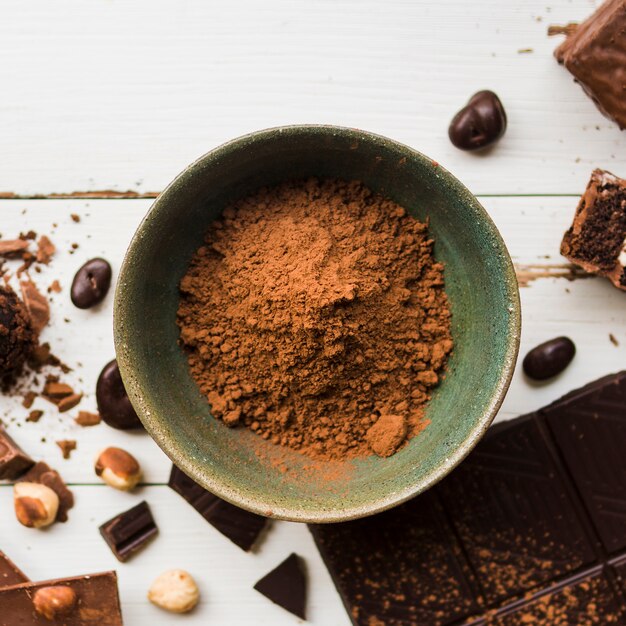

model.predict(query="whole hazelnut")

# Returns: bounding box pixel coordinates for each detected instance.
[33,585,77,620]
[95,447,142,491]
[148,569,199,613]
[13,482,59,528]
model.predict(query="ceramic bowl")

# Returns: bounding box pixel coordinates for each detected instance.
[114,125,520,523]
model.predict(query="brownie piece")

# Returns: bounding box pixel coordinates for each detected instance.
[561,169,626,291]
[554,0,626,129]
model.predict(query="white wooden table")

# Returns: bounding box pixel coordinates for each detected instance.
[0,1,624,624]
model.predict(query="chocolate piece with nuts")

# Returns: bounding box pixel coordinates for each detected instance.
[561,169,626,291]
[0,425,34,480]
[17,462,74,523]
[148,569,200,614]
[95,447,142,491]
[0,571,122,626]
[13,482,59,528]
[99,501,158,562]
[33,586,77,619]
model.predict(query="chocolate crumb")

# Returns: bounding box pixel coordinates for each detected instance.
[74,411,101,427]
[22,391,37,409]
[35,236,55,265]
[56,439,77,459]
[19,280,49,335]
[610,333,619,347]
[70,214,80,223]
[48,280,61,294]
[57,393,82,413]
[26,410,43,423]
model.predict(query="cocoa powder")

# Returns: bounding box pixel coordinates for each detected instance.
[177,179,452,460]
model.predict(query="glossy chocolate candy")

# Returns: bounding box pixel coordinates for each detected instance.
[522,336,576,380]
[96,359,143,430]
[70,258,112,309]
[449,90,507,151]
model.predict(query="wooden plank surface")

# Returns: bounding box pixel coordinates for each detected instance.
[0,0,625,196]
[1,0,626,624]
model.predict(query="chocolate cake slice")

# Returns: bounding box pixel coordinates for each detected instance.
[561,169,626,291]
[553,0,626,129]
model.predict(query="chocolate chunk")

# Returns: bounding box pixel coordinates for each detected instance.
[0,239,29,257]
[96,359,143,429]
[56,439,77,459]
[554,0,626,129]
[36,235,55,265]
[561,169,626,291]
[18,462,74,523]
[310,373,626,626]
[0,551,28,589]
[168,464,267,551]
[99,500,158,562]
[75,410,101,427]
[522,336,576,380]
[19,279,49,335]
[543,371,626,553]
[448,90,507,151]
[0,571,122,625]
[254,553,307,619]
[70,258,112,309]
[0,426,34,480]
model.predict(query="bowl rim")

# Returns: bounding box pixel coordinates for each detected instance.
[114,124,521,523]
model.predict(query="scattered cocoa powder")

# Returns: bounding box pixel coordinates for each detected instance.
[177,179,452,460]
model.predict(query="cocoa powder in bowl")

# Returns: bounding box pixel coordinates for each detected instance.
[177,179,452,460]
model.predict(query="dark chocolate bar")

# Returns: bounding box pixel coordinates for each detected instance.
[99,500,158,562]
[0,571,122,625]
[0,425,34,480]
[0,551,28,589]
[554,0,626,129]
[254,553,307,619]
[310,372,626,626]
[168,464,267,551]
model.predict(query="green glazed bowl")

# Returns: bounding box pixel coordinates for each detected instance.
[114,125,520,523]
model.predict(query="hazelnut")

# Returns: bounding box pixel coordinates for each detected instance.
[95,447,142,491]
[13,482,59,528]
[148,569,199,613]
[33,585,77,620]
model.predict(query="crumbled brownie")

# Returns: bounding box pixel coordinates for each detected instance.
[561,169,626,291]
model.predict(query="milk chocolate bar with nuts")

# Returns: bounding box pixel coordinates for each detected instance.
[0,571,122,625]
